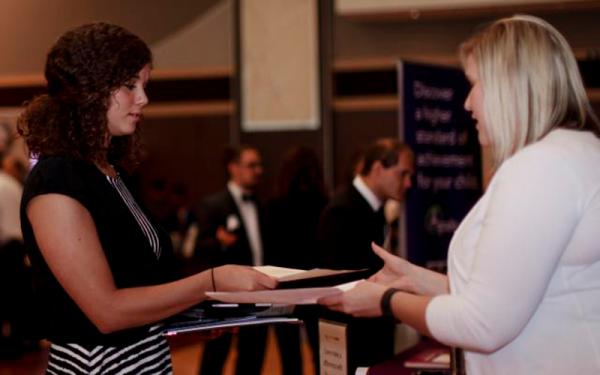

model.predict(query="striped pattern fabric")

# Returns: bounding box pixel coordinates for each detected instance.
[46,325,172,375]
[106,175,161,258]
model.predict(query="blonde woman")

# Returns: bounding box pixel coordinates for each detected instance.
[319,15,600,374]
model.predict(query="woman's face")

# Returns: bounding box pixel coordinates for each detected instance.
[464,55,490,146]
[106,64,151,138]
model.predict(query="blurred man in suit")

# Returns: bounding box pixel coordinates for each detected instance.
[319,138,413,270]
[196,145,267,375]
[317,138,414,373]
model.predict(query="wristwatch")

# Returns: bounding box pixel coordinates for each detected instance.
[380,287,402,318]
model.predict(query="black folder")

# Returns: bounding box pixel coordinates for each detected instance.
[162,303,298,336]
[274,268,372,289]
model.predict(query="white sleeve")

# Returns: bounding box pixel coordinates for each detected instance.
[425,146,581,352]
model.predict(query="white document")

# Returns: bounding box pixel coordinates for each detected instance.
[319,319,348,375]
[206,280,360,305]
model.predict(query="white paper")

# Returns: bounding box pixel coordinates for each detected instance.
[206,280,360,305]
[319,319,348,375]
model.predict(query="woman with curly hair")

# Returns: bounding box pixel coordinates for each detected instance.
[18,23,276,374]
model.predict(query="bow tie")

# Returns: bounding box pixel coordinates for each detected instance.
[241,193,257,203]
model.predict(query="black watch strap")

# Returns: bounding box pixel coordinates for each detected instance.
[380,287,401,318]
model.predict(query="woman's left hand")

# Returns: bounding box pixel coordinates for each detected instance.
[318,280,388,318]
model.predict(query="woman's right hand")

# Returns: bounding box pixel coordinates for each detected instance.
[212,265,278,292]
[369,242,448,296]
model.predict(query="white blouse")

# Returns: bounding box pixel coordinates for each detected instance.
[426,129,600,374]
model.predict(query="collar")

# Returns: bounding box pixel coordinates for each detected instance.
[353,175,382,212]
[227,181,245,203]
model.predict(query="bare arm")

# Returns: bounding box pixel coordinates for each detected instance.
[28,194,276,334]
[318,243,448,337]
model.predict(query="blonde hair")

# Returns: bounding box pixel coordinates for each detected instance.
[460,15,600,165]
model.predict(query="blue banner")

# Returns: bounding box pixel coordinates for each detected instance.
[399,61,482,269]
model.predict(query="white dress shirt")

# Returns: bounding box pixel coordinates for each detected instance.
[228,181,263,266]
[353,175,382,212]
[426,129,600,374]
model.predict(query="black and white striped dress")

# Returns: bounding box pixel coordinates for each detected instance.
[47,325,171,375]
[46,174,172,375]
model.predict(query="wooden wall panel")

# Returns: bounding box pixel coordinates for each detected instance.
[332,110,398,188]
[240,0,320,131]
[138,116,231,205]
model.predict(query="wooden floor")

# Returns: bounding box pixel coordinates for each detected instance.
[0,327,316,375]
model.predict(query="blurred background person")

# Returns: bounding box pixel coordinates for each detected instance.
[195,144,269,375]
[318,138,414,271]
[0,122,22,247]
[317,138,414,374]
[158,182,199,275]
[0,122,32,358]
[265,146,329,375]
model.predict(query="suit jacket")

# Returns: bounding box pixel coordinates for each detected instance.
[264,191,327,270]
[318,184,385,272]
[317,184,395,372]
[195,188,266,268]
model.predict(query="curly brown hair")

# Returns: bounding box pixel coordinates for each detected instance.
[17,22,152,172]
